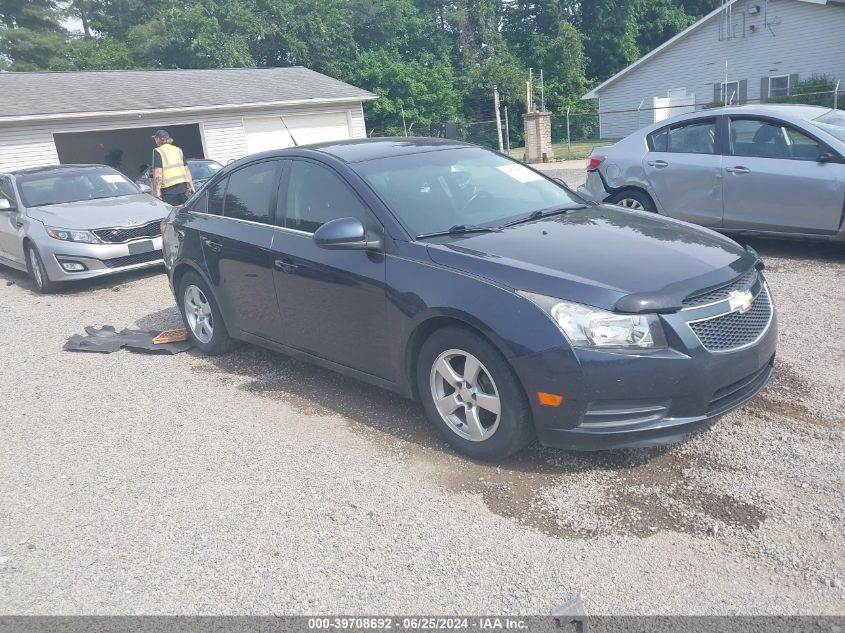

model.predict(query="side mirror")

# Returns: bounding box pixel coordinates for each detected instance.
[0,198,12,211]
[313,217,381,251]
[138,183,152,193]
[817,151,837,163]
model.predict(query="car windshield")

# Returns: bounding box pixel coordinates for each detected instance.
[354,147,584,237]
[810,109,845,143]
[17,168,140,207]
[188,160,223,180]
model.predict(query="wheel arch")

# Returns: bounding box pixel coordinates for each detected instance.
[403,311,520,401]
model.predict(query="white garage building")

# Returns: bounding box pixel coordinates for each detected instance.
[0,67,377,177]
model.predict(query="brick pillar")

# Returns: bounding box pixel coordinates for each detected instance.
[523,111,554,164]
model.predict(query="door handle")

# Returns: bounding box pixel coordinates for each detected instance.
[274,259,298,274]
[201,237,222,252]
[726,166,750,175]
[647,160,669,168]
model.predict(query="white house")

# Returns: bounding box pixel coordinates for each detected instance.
[582,0,845,138]
[0,67,377,175]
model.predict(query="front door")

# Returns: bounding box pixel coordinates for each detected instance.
[0,177,25,264]
[270,158,391,379]
[722,117,845,234]
[192,160,285,342]
[643,117,724,227]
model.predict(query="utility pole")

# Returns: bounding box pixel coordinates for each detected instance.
[503,105,511,154]
[493,85,504,152]
[540,69,545,112]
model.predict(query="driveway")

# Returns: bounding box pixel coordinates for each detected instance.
[0,238,842,614]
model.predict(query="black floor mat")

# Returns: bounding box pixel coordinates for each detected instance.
[64,325,193,355]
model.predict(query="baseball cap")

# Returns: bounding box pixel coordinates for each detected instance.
[152,129,171,140]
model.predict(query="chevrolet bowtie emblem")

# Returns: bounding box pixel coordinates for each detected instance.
[728,290,754,313]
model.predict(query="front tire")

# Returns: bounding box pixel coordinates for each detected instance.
[178,271,237,355]
[607,188,656,213]
[417,327,534,461]
[26,245,58,293]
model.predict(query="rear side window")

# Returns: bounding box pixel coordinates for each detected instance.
[649,119,716,154]
[223,161,278,224]
[207,178,226,216]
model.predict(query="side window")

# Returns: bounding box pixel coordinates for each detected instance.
[648,128,669,152]
[667,119,716,154]
[730,118,820,160]
[189,189,209,214]
[0,177,15,205]
[223,161,277,224]
[207,178,226,216]
[283,161,372,233]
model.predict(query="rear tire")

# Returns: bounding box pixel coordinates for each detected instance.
[178,271,237,355]
[417,327,534,461]
[26,245,58,294]
[608,188,656,213]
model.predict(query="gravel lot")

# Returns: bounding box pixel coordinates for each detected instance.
[0,237,843,615]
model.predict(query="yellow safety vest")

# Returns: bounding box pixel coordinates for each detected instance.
[154,143,190,188]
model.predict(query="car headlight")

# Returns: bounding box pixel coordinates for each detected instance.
[518,291,667,349]
[46,227,100,244]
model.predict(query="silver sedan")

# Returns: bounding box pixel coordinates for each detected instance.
[577,104,845,241]
[0,164,172,292]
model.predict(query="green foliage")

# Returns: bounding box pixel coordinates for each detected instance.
[0,0,734,136]
[770,74,839,108]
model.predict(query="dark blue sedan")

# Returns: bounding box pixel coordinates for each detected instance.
[162,138,776,461]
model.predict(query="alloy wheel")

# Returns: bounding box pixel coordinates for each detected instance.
[429,349,501,442]
[615,198,644,210]
[183,284,214,344]
[28,248,44,290]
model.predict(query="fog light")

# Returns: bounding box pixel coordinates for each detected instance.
[60,261,86,272]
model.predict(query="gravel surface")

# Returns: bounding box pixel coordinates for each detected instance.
[0,238,843,616]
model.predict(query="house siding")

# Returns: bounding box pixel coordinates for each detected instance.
[0,102,368,172]
[593,0,845,138]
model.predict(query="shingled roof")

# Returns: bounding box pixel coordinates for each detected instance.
[0,67,377,120]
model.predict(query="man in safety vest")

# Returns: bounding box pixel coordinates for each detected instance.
[151,129,195,205]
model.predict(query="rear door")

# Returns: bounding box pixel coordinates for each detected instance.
[722,116,845,234]
[270,158,391,379]
[194,160,285,342]
[642,117,724,226]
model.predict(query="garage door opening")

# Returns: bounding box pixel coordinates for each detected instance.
[53,124,205,182]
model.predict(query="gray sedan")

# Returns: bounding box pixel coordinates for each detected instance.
[0,164,172,292]
[577,105,845,241]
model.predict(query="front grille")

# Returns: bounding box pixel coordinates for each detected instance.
[682,268,758,309]
[102,250,163,269]
[580,401,670,429]
[94,220,162,244]
[707,357,774,415]
[689,286,772,352]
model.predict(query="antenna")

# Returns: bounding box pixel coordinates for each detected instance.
[279,116,299,147]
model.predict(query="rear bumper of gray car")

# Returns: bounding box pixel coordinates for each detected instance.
[576,171,611,203]
[38,236,164,282]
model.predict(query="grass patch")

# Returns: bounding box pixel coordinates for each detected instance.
[508,139,619,161]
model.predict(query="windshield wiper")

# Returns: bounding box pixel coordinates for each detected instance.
[415,224,502,240]
[503,205,587,228]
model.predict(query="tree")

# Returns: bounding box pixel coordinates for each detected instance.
[0,0,68,70]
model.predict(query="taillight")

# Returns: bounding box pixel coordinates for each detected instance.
[586,155,605,172]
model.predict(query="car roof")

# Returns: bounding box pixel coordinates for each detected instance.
[8,164,112,177]
[304,137,474,163]
[656,104,833,129]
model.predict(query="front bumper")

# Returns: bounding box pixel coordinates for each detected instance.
[37,236,164,282]
[511,284,778,451]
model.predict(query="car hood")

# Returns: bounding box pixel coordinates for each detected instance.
[26,194,170,230]
[425,206,758,313]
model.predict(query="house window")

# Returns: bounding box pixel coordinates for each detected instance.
[769,75,790,98]
[721,81,740,105]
